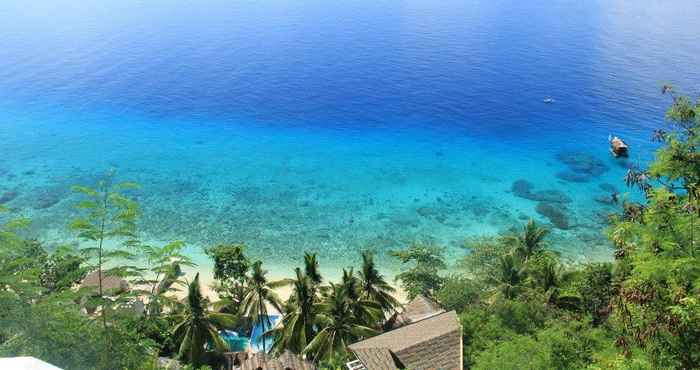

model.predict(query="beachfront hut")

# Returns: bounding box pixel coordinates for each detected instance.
[223,350,315,370]
[347,310,463,370]
[80,270,130,295]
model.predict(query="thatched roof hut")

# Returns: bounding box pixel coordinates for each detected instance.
[80,270,129,295]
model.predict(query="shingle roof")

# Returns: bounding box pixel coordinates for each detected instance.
[223,351,315,370]
[80,270,129,293]
[350,311,462,370]
[351,348,398,370]
[397,294,445,325]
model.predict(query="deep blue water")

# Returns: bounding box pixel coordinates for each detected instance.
[1,0,699,277]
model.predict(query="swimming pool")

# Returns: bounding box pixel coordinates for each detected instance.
[219,315,280,353]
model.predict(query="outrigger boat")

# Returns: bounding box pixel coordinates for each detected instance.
[609,135,629,158]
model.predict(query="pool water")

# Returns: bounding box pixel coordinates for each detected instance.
[218,315,280,353]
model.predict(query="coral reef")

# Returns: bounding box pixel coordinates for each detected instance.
[0,190,18,204]
[535,202,570,229]
[555,152,609,183]
[598,183,618,193]
[556,171,591,183]
[511,179,572,203]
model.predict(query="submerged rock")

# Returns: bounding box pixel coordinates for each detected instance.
[594,195,615,205]
[0,190,18,204]
[32,186,70,209]
[556,151,609,176]
[556,171,591,183]
[512,179,534,198]
[599,183,618,193]
[536,202,570,229]
[511,179,572,203]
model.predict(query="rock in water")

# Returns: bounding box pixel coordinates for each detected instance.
[0,190,18,204]
[556,171,591,183]
[556,151,609,176]
[536,202,570,229]
[599,183,618,193]
[594,195,615,205]
[511,179,534,198]
[511,179,571,203]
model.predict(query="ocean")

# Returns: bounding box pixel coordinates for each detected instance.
[1,0,699,278]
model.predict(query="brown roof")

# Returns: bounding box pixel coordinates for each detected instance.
[351,348,397,370]
[223,351,315,370]
[350,311,462,370]
[397,295,445,325]
[80,271,129,293]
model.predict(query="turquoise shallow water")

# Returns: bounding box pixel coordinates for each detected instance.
[1,0,700,277]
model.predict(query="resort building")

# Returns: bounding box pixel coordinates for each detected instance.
[223,351,315,370]
[347,295,463,370]
[0,356,63,370]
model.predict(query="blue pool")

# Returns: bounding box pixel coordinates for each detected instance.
[219,315,280,353]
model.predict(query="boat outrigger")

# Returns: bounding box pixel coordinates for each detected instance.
[609,135,629,158]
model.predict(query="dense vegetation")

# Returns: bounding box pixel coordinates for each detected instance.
[0,90,698,369]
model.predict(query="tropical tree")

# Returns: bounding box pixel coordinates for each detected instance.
[506,219,549,262]
[207,243,250,313]
[240,261,287,353]
[357,250,400,315]
[268,267,318,354]
[70,173,141,330]
[609,88,700,368]
[339,268,382,327]
[171,273,236,368]
[138,240,194,316]
[304,252,323,288]
[488,253,527,300]
[304,283,378,363]
[391,243,446,299]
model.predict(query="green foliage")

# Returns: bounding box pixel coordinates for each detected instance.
[357,250,400,315]
[573,263,614,325]
[0,292,154,370]
[171,273,236,368]
[304,283,378,363]
[207,243,249,283]
[70,174,142,334]
[241,261,286,353]
[138,240,194,316]
[268,267,318,355]
[608,90,700,369]
[473,322,604,370]
[39,245,88,294]
[436,274,480,312]
[506,219,550,262]
[391,243,446,299]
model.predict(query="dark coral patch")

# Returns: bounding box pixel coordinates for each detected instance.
[0,190,18,204]
[556,171,591,183]
[536,202,570,229]
[511,179,572,203]
[556,151,609,176]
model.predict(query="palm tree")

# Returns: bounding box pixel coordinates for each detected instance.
[268,268,318,354]
[357,250,400,315]
[172,273,237,368]
[507,219,549,262]
[241,261,286,353]
[304,283,378,363]
[488,253,527,300]
[304,252,322,287]
[339,268,383,327]
[529,255,579,309]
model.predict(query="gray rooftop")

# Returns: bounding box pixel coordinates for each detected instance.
[349,311,462,370]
